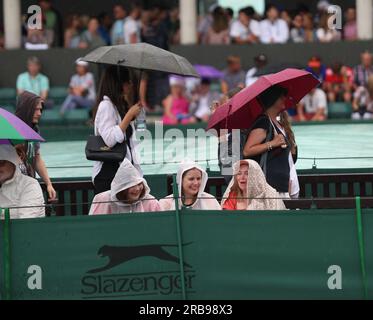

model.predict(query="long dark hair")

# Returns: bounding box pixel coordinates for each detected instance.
[15,91,42,131]
[93,65,137,120]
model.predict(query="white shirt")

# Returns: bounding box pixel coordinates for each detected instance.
[93,96,142,181]
[245,67,258,87]
[316,28,341,42]
[69,72,96,101]
[259,19,289,44]
[123,16,141,44]
[300,89,328,114]
[229,19,260,41]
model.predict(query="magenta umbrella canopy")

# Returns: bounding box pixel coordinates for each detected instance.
[0,107,45,144]
[207,68,320,131]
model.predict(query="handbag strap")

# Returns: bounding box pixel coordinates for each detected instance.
[259,115,273,178]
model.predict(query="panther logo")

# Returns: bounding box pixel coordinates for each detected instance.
[87,243,193,273]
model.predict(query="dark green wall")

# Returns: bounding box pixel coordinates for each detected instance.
[1,41,373,87]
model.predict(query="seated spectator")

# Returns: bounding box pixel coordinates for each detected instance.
[344,7,357,41]
[245,54,268,87]
[353,51,373,88]
[39,0,63,47]
[205,6,230,44]
[222,160,286,210]
[16,56,49,102]
[302,13,318,42]
[97,12,112,45]
[169,6,180,45]
[221,55,246,95]
[111,4,127,45]
[297,88,328,121]
[64,14,83,48]
[259,4,289,44]
[352,75,373,120]
[123,4,142,44]
[60,58,96,116]
[197,3,217,44]
[0,144,45,219]
[79,16,106,49]
[189,78,220,122]
[229,6,260,44]
[324,62,353,102]
[225,7,234,27]
[290,14,304,43]
[89,159,160,215]
[159,160,221,211]
[316,13,341,42]
[305,56,327,83]
[162,75,195,125]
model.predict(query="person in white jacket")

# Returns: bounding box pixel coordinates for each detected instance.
[160,160,221,211]
[89,159,160,215]
[0,144,45,219]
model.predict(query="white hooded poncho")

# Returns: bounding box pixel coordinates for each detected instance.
[89,159,160,214]
[221,159,286,210]
[159,160,221,211]
[0,144,45,219]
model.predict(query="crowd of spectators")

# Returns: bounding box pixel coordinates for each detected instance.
[0,0,361,51]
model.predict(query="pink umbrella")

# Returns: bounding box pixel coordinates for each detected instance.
[207,68,320,131]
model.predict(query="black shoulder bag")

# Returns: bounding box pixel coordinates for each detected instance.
[85,135,127,163]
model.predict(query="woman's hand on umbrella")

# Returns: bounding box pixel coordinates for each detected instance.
[271,134,286,148]
[127,102,142,120]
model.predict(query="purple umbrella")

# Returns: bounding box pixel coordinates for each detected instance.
[193,64,224,79]
[0,107,45,144]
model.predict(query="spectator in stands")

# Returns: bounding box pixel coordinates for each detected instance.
[204,6,230,44]
[353,51,373,88]
[15,91,57,201]
[60,58,96,116]
[162,75,195,125]
[316,13,341,42]
[297,87,328,121]
[16,56,49,101]
[280,10,292,29]
[314,0,330,26]
[221,160,286,210]
[290,14,305,43]
[92,66,143,194]
[259,4,289,44]
[123,3,142,44]
[242,85,296,197]
[302,13,318,42]
[159,160,221,211]
[89,159,160,215]
[168,6,180,44]
[79,16,106,49]
[305,56,326,83]
[229,6,260,44]
[111,4,127,45]
[225,7,234,27]
[38,0,63,47]
[189,78,220,122]
[197,3,218,44]
[97,12,112,45]
[64,14,83,48]
[324,62,353,102]
[344,7,357,41]
[221,55,246,95]
[0,144,45,219]
[245,54,268,87]
[352,75,373,120]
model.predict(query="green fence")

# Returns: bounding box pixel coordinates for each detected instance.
[1,205,372,300]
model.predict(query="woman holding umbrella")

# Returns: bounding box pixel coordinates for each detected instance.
[15,91,57,201]
[242,85,299,198]
[92,66,143,194]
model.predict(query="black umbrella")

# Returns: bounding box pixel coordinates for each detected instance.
[81,43,199,77]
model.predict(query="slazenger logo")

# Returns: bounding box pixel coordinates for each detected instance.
[81,243,196,299]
